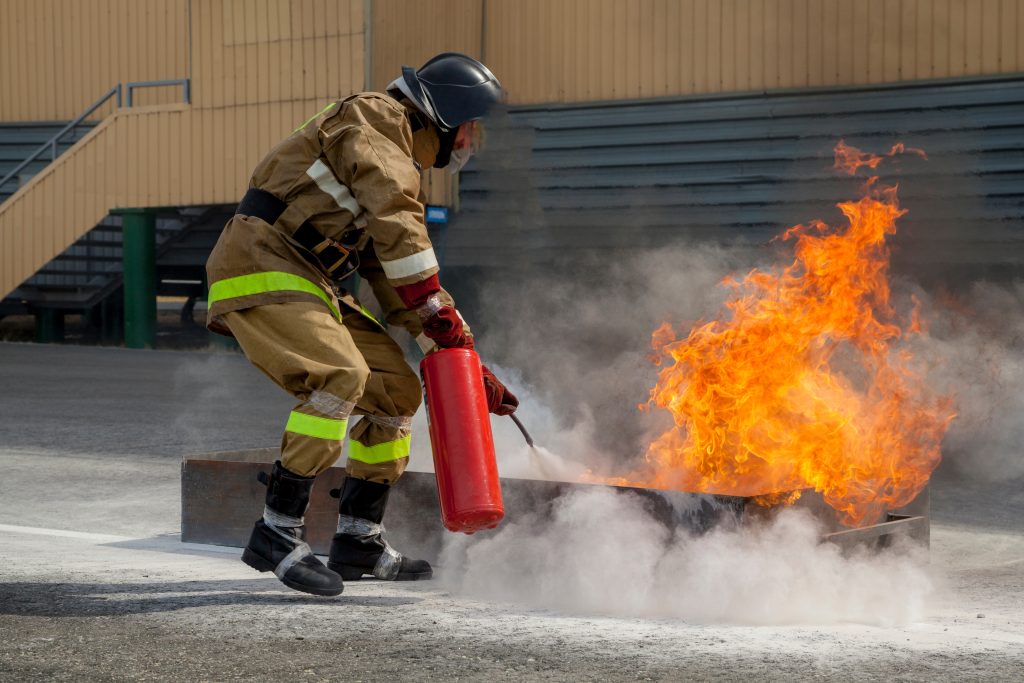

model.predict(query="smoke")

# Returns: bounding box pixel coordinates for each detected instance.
[469,242,765,475]
[905,279,1024,482]
[441,487,933,626]
[170,352,289,455]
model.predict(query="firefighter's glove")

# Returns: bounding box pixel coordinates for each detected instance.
[481,365,518,416]
[420,302,470,349]
[395,276,471,349]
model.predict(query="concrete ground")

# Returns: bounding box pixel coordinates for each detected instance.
[0,342,1022,681]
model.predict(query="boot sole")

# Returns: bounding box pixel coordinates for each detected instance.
[328,562,433,582]
[242,548,344,597]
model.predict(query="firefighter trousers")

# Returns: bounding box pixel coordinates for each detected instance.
[222,300,421,484]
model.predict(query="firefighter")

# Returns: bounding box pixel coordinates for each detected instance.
[205,53,518,597]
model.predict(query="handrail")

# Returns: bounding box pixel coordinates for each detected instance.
[0,78,191,194]
[0,84,123,192]
[125,79,191,107]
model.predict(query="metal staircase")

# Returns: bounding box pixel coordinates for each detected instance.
[0,79,233,344]
[0,122,96,204]
[1,206,232,320]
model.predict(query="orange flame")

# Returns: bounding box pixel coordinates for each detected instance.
[833,139,927,176]
[616,141,954,527]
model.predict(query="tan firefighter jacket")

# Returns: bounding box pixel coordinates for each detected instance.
[206,93,460,345]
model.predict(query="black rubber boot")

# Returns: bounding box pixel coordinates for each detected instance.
[241,461,344,597]
[327,477,433,581]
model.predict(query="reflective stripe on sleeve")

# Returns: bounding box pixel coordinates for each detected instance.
[347,435,412,464]
[306,159,362,215]
[286,411,348,441]
[380,248,439,280]
[207,271,341,321]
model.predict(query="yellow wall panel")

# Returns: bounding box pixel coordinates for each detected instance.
[9,0,1024,299]
[0,0,188,121]
[362,0,1024,105]
[370,0,483,91]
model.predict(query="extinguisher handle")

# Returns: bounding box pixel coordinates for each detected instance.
[510,414,534,448]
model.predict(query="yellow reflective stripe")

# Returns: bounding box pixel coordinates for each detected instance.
[294,101,337,132]
[348,435,412,464]
[208,271,340,320]
[358,304,384,329]
[286,411,348,440]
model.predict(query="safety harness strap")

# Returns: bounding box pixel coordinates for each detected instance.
[237,187,362,281]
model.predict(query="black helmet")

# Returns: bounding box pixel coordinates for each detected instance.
[388,52,502,133]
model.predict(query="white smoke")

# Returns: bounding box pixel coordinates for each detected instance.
[906,279,1024,482]
[441,487,932,626]
[469,243,760,476]
[171,352,290,455]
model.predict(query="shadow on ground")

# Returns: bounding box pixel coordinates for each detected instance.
[0,579,419,617]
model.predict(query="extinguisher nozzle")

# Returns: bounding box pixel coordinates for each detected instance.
[510,414,534,448]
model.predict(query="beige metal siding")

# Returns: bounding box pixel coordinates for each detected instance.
[0,0,366,120]
[372,0,1024,105]
[0,0,189,121]
[369,0,483,91]
[7,1,1024,119]
[191,0,365,109]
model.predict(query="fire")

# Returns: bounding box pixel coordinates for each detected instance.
[626,141,955,527]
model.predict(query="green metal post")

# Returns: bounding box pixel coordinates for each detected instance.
[34,308,64,343]
[119,209,157,349]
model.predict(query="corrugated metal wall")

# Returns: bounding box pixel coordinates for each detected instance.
[8,0,1024,120]
[370,0,483,90]
[191,0,365,109]
[451,76,1024,281]
[0,0,366,120]
[6,0,1024,298]
[374,0,1024,105]
[0,0,189,121]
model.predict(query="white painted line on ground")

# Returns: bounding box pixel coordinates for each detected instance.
[0,522,132,543]
[0,522,251,558]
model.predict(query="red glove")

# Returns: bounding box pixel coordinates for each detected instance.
[395,275,471,349]
[421,306,470,349]
[481,365,518,416]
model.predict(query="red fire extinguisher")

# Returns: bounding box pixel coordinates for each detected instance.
[420,348,504,534]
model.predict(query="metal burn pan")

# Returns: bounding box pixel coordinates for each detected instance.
[181,448,929,563]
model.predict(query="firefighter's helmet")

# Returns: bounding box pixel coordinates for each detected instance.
[387,52,503,133]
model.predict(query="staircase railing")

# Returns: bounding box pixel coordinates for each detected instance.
[0,78,191,194]
[125,78,191,106]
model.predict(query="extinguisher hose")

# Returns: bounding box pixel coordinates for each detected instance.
[509,414,534,448]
